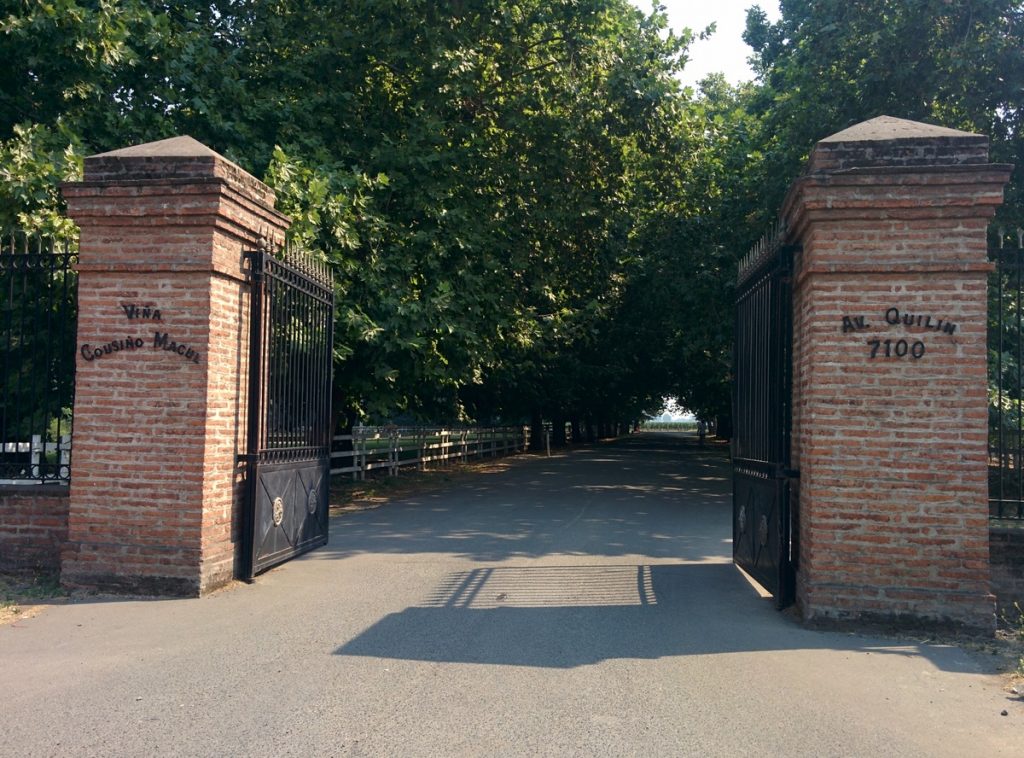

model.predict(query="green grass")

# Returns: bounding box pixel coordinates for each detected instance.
[1001,601,1024,677]
[0,570,65,617]
[328,453,518,512]
[329,466,459,508]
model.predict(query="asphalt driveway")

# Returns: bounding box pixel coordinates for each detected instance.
[1,433,1020,756]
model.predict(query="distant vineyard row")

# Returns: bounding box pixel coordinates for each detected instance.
[641,421,697,431]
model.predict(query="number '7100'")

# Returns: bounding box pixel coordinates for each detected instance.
[867,338,926,359]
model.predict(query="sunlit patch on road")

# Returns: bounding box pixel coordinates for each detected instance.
[423,565,658,609]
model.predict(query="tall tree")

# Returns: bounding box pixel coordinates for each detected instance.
[0,0,707,428]
[743,0,1024,217]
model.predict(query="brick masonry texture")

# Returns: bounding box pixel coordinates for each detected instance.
[990,527,1024,614]
[784,120,1013,632]
[61,140,287,596]
[0,486,69,572]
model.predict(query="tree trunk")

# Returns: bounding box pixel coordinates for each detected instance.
[715,413,732,441]
[530,411,545,450]
[551,413,567,447]
[333,395,358,453]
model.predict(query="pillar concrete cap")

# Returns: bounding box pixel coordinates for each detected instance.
[820,115,984,144]
[807,115,990,174]
[780,116,1012,241]
[81,135,277,209]
[89,135,225,160]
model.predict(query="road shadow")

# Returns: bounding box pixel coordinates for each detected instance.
[334,562,986,674]
[318,435,1000,678]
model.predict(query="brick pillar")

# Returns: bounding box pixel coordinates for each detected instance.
[784,116,1012,632]
[61,136,288,596]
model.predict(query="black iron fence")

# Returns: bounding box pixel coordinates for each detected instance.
[0,232,77,482]
[989,226,1024,520]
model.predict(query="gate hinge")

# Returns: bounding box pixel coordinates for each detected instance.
[237,453,259,464]
[242,249,263,283]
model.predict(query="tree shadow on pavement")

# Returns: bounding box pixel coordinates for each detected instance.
[316,434,735,564]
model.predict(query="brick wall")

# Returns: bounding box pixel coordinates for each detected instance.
[0,486,69,572]
[785,117,1012,632]
[61,136,287,596]
[990,526,1024,614]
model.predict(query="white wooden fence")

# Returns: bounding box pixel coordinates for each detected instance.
[331,426,529,479]
[1,426,537,484]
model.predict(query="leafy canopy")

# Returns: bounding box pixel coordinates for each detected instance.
[3,0,1022,432]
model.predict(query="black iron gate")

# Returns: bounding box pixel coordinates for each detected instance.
[242,240,334,579]
[733,227,798,608]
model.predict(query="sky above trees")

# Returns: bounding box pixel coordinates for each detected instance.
[631,0,781,85]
